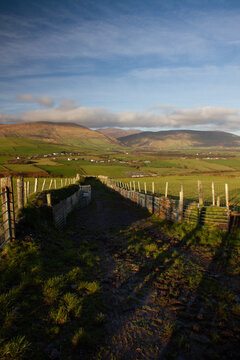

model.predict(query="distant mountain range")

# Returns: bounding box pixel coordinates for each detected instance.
[0,122,240,151]
[119,129,240,149]
[96,128,142,139]
[0,121,120,149]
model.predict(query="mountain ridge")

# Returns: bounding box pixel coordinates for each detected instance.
[119,129,240,149]
[0,121,120,149]
[96,127,142,139]
[1,122,240,150]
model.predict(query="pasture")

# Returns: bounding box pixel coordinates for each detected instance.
[117,175,240,206]
[0,137,79,156]
[1,147,240,206]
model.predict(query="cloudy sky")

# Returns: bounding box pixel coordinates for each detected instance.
[1,0,240,132]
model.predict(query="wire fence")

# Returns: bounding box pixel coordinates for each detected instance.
[0,174,81,250]
[0,178,15,249]
[117,177,240,209]
[99,176,233,230]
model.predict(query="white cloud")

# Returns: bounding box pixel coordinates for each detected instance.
[58,99,78,111]
[1,104,240,132]
[16,94,54,107]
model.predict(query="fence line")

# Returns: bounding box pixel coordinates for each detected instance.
[0,174,84,250]
[15,174,81,211]
[0,177,15,249]
[99,176,232,230]
[50,185,91,229]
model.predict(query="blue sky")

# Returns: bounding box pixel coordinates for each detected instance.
[1,0,240,132]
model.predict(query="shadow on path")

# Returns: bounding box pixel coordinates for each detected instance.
[67,179,239,360]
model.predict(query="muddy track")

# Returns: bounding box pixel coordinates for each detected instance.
[68,180,239,360]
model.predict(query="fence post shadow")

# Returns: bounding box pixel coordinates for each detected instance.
[160,226,237,360]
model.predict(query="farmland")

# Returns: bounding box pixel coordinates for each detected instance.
[0,137,79,156]
[2,148,240,204]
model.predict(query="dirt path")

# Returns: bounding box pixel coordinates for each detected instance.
[67,179,239,360]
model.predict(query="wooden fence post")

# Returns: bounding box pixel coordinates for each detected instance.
[34,178,38,193]
[17,177,24,209]
[130,181,132,190]
[152,182,155,194]
[133,181,136,192]
[225,183,229,208]
[54,179,57,189]
[217,196,221,207]
[27,182,30,198]
[1,177,15,242]
[49,179,53,190]
[165,182,168,198]
[42,179,46,191]
[24,182,27,204]
[47,193,52,207]
[212,182,215,206]
[179,185,184,222]
[65,178,67,186]
[198,180,203,205]
[138,181,141,193]
[61,179,63,187]
[144,182,147,194]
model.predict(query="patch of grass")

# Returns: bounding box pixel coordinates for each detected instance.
[0,137,78,156]
[0,336,31,360]
[0,189,105,359]
[117,174,240,205]
[38,165,78,177]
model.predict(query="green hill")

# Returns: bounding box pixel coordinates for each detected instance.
[119,130,240,149]
[0,122,121,155]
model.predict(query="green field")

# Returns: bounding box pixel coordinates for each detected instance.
[205,157,240,170]
[4,164,46,173]
[0,137,80,156]
[79,164,136,177]
[38,165,79,177]
[117,174,240,206]
[0,165,6,172]
[140,158,236,176]
[0,156,13,163]
[2,145,240,205]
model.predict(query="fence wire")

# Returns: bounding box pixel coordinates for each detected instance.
[0,189,11,249]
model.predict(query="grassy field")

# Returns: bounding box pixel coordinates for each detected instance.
[117,174,240,206]
[205,157,240,170]
[2,147,240,205]
[143,158,234,173]
[4,164,46,173]
[0,137,79,156]
[0,156,13,163]
[38,165,79,177]
[0,165,7,172]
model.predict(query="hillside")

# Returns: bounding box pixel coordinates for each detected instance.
[119,130,240,149]
[96,127,142,139]
[0,121,121,154]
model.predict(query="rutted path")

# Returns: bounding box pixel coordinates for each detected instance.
[67,179,239,360]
